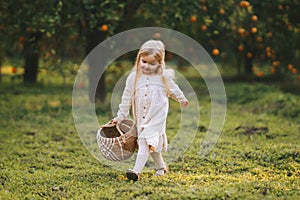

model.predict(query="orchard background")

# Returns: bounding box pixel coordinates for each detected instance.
[0,0,299,98]
[0,0,299,199]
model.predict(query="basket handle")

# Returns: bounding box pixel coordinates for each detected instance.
[101,120,116,128]
[116,121,127,144]
[116,120,128,135]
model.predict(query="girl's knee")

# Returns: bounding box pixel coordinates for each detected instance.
[149,145,155,152]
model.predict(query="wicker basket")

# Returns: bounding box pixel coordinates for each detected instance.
[96,119,137,161]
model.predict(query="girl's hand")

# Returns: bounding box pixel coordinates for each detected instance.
[181,101,189,107]
[101,118,120,128]
[112,118,121,124]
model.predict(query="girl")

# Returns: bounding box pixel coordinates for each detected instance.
[113,40,189,181]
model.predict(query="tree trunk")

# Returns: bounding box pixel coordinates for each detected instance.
[23,33,41,83]
[85,30,106,103]
[85,0,143,103]
[83,0,144,103]
[23,47,39,83]
[114,0,143,33]
[0,63,2,82]
[244,54,254,75]
[236,54,242,75]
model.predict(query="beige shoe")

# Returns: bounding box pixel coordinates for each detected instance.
[154,165,168,176]
[125,169,140,181]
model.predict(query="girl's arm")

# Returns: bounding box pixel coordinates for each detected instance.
[163,69,189,106]
[113,72,135,123]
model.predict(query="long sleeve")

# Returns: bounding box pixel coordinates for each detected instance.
[116,72,135,120]
[163,69,188,103]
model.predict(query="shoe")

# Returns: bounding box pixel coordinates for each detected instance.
[154,165,168,176]
[125,169,140,181]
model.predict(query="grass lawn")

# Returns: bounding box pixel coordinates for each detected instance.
[0,70,299,199]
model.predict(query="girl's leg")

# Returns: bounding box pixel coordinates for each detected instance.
[132,138,149,173]
[150,152,167,175]
[150,152,165,169]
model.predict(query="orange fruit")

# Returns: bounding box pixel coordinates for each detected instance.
[270,67,276,74]
[240,1,250,8]
[12,67,17,73]
[292,68,298,74]
[266,52,272,58]
[251,27,257,34]
[19,36,25,44]
[252,66,257,72]
[219,8,225,15]
[244,31,249,37]
[101,24,108,31]
[272,61,280,67]
[190,16,197,23]
[244,1,250,7]
[237,28,245,35]
[153,32,161,39]
[272,55,276,60]
[265,46,271,52]
[70,34,78,41]
[285,5,290,10]
[201,25,208,31]
[266,32,273,37]
[256,72,264,77]
[26,27,33,33]
[247,52,253,58]
[256,36,263,43]
[297,75,300,80]
[278,5,284,11]
[251,15,258,22]
[45,51,51,59]
[212,49,220,56]
[287,64,293,70]
[238,44,244,51]
[202,6,207,12]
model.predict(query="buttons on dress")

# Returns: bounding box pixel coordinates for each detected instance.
[141,76,151,121]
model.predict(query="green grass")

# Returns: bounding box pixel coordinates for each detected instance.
[0,70,299,199]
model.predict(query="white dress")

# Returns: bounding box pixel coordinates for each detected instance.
[116,70,188,152]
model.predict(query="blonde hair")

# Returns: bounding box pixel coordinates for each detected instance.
[132,40,172,120]
[134,40,166,75]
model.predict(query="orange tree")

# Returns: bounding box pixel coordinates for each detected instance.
[43,0,202,101]
[139,0,299,79]
[0,1,63,83]
[77,0,206,102]
[0,1,127,84]
[1,0,299,92]
[63,0,142,102]
[0,0,143,101]
[184,0,300,78]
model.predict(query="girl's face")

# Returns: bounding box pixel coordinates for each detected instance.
[139,54,160,75]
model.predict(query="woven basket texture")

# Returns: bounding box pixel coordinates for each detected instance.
[96,119,137,161]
